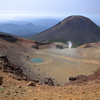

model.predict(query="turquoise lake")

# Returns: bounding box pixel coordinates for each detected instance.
[30,58,44,63]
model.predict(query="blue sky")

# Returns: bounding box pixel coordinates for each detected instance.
[0,0,100,25]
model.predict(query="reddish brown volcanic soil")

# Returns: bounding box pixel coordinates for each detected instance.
[0,34,100,99]
[0,64,100,100]
[0,34,53,83]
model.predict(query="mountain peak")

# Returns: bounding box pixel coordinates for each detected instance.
[32,15,100,44]
[65,15,90,20]
[26,23,34,26]
[58,15,92,26]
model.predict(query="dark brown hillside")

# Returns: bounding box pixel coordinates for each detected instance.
[32,15,100,44]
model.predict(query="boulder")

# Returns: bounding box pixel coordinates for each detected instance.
[69,77,76,81]
[76,75,87,81]
[69,75,87,81]
[27,81,36,86]
[45,78,54,86]
[0,76,3,85]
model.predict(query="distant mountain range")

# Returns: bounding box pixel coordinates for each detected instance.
[0,18,61,38]
[0,23,47,36]
[32,15,100,44]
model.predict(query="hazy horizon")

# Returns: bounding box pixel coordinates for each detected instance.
[0,0,100,26]
[0,15,100,27]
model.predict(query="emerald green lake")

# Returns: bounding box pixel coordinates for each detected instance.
[30,58,44,63]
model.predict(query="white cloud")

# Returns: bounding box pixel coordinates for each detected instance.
[0,11,68,22]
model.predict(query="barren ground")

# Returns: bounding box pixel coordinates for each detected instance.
[0,67,100,100]
[0,36,100,99]
[26,48,100,85]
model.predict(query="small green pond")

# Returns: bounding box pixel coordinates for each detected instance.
[30,58,44,63]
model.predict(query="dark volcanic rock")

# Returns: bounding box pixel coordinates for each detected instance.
[45,78,54,86]
[0,34,18,42]
[32,15,100,44]
[69,77,77,81]
[0,55,27,80]
[0,76,3,85]
[69,75,87,81]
